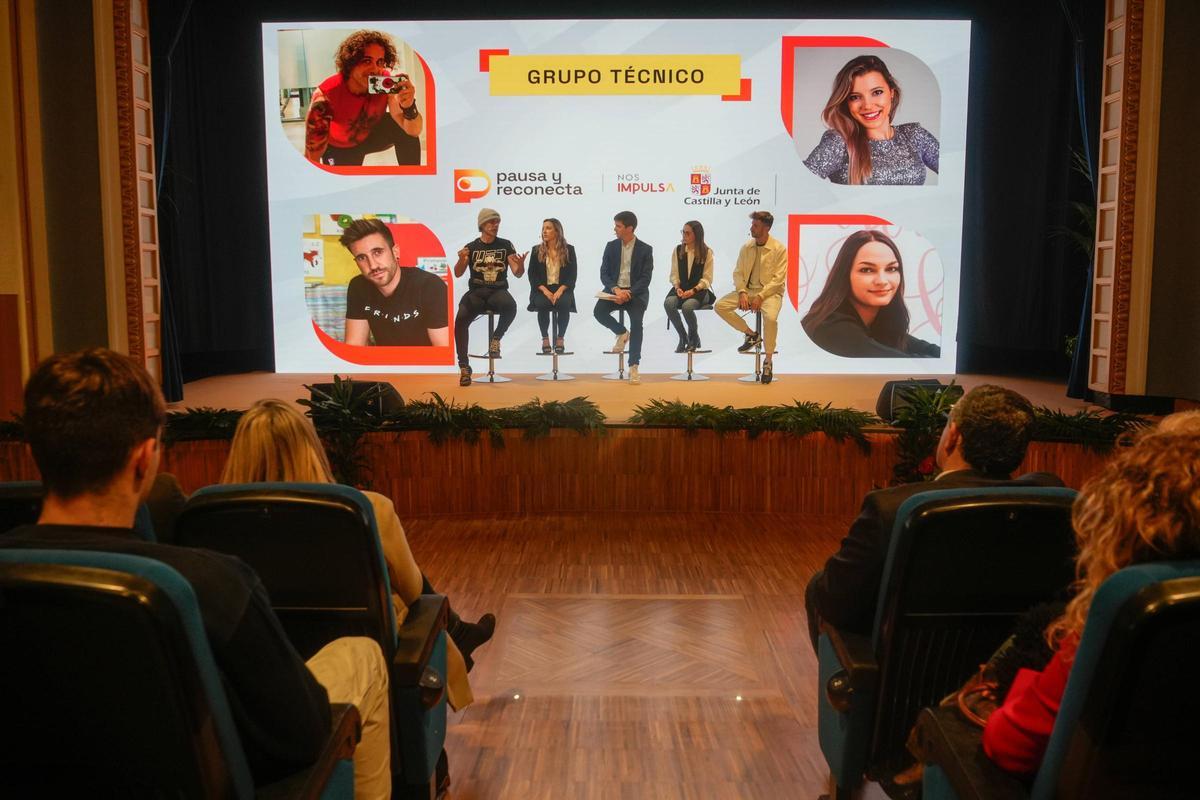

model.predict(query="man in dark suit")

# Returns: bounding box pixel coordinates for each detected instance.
[593,210,653,384]
[805,384,1063,649]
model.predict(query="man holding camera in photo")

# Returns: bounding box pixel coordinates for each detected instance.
[304,29,424,167]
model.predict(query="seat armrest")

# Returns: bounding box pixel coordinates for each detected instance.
[823,624,879,691]
[258,702,360,799]
[392,594,448,685]
[914,706,1028,800]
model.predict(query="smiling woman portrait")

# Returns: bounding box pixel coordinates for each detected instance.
[803,55,939,186]
[801,229,940,357]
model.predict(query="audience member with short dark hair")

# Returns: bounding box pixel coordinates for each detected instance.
[804,384,1064,649]
[2,349,393,797]
[982,427,1200,775]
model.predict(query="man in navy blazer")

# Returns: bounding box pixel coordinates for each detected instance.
[593,210,653,383]
[804,385,1064,650]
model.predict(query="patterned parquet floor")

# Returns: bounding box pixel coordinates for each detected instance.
[406,512,853,799]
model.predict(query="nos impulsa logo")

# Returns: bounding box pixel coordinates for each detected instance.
[614,173,675,194]
[454,170,491,203]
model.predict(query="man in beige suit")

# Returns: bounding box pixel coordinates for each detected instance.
[714,211,788,383]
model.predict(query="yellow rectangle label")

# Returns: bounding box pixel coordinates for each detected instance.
[489,54,742,96]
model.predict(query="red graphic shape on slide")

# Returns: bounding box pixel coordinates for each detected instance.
[780,36,888,137]
[479,49,510,72]
[721,78,752,102]
[313,222,454,366]
[786,214,891,311]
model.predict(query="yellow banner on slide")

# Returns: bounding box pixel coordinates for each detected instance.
[489,54,742,96]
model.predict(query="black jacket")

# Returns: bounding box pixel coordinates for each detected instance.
[526,243,577,312]
[805,468,1064,644]
[2,524,332,783]
[806,307,940,358]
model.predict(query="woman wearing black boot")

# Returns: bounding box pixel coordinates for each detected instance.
[663,220,715,352]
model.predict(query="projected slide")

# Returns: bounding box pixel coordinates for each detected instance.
[263,20,970,374]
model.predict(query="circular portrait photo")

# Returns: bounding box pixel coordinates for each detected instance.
[278,28,434,173]
[303,214,453,365]
[798,227,942,358]
[793,49,940,186]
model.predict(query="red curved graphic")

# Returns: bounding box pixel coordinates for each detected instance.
[786,214,891,310]
[780,36,889,137]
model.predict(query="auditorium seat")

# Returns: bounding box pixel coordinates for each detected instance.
[917,560,1200,800]
[0,480,157,541]
[0,548,359,798]
[0,481,42,533]
[817,487,1078,799]
[175,483,448,799]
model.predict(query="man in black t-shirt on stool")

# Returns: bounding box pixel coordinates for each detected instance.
[339,218,449,346]
[452,208,526,386]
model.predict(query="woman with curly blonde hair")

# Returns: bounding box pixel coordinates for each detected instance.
[982,428,1200,774]
[222,399,494,710]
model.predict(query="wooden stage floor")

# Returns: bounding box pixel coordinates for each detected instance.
[407,511,855,800]
[175,370,1092,422]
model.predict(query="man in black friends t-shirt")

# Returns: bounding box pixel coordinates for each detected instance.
[451,207,526,385]
[339,218,449,346]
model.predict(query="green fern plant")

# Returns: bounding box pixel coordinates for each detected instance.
[629,400,735,432]
[389,392,504,445]
[891,381,964,484]
[497,397,607,439]
[630,399,877,450]
[1031,407,1149,451]
[163,407,243,443]
[298,376,384,486]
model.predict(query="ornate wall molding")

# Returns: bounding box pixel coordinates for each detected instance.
[1109,0,1145,395]
[111,0,145,362]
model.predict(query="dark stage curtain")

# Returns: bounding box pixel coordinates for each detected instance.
[149,0,1103,384]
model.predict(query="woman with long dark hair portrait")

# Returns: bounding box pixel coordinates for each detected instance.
[803,55,939,186]
[801,229,939,357]
[526,218,577,354]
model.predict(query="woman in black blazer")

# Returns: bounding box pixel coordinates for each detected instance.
[526,218,577,353]
[801,229,939,358]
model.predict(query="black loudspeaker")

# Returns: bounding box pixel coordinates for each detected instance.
[309,381,404,415]
[875,379,956,423]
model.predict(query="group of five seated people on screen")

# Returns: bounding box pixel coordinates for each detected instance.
[337,208,940,386]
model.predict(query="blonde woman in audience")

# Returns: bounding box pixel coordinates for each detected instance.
[221,398,494,709]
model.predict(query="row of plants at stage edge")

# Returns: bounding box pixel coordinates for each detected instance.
[889,382,1153,484]
[299,377,609,484]
[629,399,878,451]
[0,378,1156,487]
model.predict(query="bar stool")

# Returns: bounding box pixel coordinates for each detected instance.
[601,308,629,381]
[738,310,778,383]
[467,311,510,384]
[670,303,714,382]
[536,314,574,382]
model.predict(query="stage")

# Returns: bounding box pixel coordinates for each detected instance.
[173,370,1093,422]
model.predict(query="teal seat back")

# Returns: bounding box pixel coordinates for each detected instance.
[0,549,256,798]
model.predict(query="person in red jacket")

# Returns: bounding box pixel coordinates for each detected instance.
[304,30,424,167]
[983,424,1200,775]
